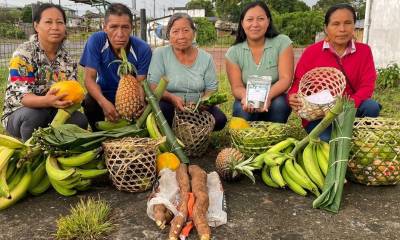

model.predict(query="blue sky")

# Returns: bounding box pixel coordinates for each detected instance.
[1,0,318,17]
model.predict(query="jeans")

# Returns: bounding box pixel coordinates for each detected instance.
[6,107,88,141]
[232,94,291,123]
[159,100,227,131]
[305,99,381,142]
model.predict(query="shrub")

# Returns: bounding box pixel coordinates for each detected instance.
[0,23,25,39]
[194,17,217,46]
[376,63,400,89]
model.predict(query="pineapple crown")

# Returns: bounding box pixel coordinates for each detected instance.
[108,48,138,77]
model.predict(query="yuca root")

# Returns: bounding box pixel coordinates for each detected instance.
[189,165,211,240]
[153,204,167,229]
[169,164,190,240]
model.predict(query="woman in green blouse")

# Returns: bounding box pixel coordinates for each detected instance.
[225,1,294,123]
[148,13,227,131]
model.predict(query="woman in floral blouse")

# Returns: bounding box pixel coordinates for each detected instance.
[1,3,87,141]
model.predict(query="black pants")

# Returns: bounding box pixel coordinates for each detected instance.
[82,94,106,131]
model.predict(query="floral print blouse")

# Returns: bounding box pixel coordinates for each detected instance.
[1,34,77,127]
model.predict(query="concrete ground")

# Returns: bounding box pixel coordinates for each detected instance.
[1,148,399,240]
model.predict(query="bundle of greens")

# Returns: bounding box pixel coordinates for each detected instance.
[200,92,228,106]
[32,124,147,155]
[312,99,356,213]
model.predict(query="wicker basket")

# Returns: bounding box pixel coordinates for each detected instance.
[229,121,296,157]
[297,67,346,121]
[348,118,400,186]
[103,137,158,192]
[173,110,215,157]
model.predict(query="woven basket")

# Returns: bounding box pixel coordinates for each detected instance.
[103,137,158,192]
[348,118,400,186]
[229,121,296,157]
[297,67,346,121]
[173,110,215,157]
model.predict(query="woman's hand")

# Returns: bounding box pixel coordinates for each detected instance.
[170,95,185,111]
[45,88,73,109]
[99,99,120,122]
[260,96,272,112]
[288,93,302,112]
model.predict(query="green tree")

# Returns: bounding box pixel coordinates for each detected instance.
[280,11,324,46]
[193,17,216,45]
[186,0,215,17]
[314,0,352,12]
[21,5,33,23]
[267,0,310,13]
[214,0,252,22]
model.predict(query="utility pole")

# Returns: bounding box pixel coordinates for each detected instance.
[153,0,155,18]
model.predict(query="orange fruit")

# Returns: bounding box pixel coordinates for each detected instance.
[50,80,85,104]
[156,152,180,173]
[228,117,250,129]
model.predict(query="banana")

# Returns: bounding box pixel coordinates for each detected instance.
[250,152,268,170]
[49,177,77,197]
[293,161,320,197]
[0,147,15,172]
[45,155,76,181]
[267,138,297,153]
[147,112,170,152]
[95,119,130,130]
[264,154,287,167]
[315,142,328,176]
[6,159,16,180]
[56,147,102,167]
[28,160,46,190]
[75,179,92,191]
[7,164,26,190]
[284,158,314,191]
[270,165,286,187]
[78,158,103,170]
[0,164,11,198]
[320,140,330,160]
[302,143,325,189]
[261,164,279,188]
[75,168,108,179]
[0,163,32,210]
[282,167,307,196]
[52,174,81,189]
[0,134,25,149]
[29,174,51,196]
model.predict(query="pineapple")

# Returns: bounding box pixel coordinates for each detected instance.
[114,48,145,121]
[215,148,244,182]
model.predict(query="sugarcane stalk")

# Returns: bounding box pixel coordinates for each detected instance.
[135,78,168,129]
[143,80,189,164]
[291,98,344,156]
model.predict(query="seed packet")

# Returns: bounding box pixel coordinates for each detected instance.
[246,75,272,109]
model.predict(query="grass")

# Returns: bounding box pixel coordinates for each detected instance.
[55,197,114,240]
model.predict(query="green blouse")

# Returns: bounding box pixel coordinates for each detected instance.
[225,34,292,85]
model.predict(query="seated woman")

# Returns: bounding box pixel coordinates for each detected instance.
[287,3,380,141]
[225,1,294,123]
[1,3,88,141]
[148,13,227,131]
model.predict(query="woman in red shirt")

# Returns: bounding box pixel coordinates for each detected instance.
[287,3,380,141]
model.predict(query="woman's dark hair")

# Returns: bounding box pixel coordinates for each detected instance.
[105,3,133,25]
[324,3,356,25]
[33,3,66,24]
[234,1,279,45]
[166,12,196,40]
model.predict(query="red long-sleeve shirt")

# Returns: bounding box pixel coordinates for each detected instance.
[288,40,377,125]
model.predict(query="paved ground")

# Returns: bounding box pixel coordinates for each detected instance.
[1,148,399,240]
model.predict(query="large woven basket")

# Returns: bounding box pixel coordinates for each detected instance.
[173,110,215,157]
[103,137,158,192]
[297,67,346,121]
[348,118,400,186]
[229,121,297,157]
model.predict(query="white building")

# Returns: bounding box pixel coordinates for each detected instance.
[364,0,400,67]
[167,7,205,18]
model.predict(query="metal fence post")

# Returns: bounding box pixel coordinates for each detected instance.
[140,8,147,42]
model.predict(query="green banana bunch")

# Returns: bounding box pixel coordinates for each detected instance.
[314,140,329,176]
[282,167,307,196]
[29,174,51,196]
[0,163,32,210]
[0,147,16,198]
[302,142,325,189]
[261,164,279,188]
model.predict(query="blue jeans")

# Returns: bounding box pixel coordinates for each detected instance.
[232,94,291,123]
[305,99,381,142]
